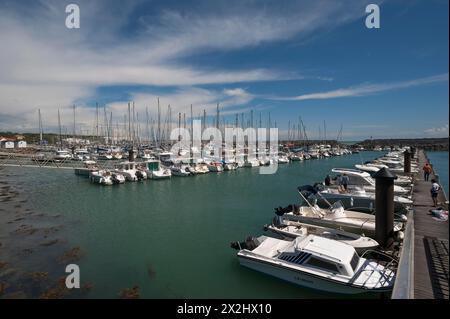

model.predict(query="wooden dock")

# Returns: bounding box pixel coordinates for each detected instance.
[413,150,449,299]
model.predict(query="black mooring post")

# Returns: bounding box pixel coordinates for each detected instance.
[128,149,134,162]
[373,167,397,248]
[403,150,411,174]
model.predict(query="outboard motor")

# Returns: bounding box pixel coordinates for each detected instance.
[272,215,283,226]
[136,170,144,180]
[230,236,260,251]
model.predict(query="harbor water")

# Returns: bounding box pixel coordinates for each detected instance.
[426,151,449,198]
[1,151,385,298]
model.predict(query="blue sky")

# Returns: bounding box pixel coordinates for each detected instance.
[0,0,448,140]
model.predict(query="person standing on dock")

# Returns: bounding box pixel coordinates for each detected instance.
[430,179,441,207]
[423,163,432,181]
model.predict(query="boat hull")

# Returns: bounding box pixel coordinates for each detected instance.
[238,254,386,294]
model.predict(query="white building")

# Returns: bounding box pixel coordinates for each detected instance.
[2,141,15,149]
[17,140,27,148]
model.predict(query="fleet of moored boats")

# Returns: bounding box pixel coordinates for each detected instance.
[40,142,414,295]
[231,148,415,295]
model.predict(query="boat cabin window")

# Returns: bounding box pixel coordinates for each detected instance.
[350,252,360,271]
[305,257,339,273]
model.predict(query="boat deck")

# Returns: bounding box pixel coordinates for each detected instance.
[413,150,449,299]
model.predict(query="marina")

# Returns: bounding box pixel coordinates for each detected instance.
[0,146,447,298]
[0,0,448,304]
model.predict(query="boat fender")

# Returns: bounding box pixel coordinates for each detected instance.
[395,231,405,241]
[400,214,408,222]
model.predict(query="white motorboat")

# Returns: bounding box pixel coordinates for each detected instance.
[231,235,396,294]
[145,160,171,179]
[112,152,123,160]
[289,153,303,161]
[278,203,390,238]
[331,168,410,195]
[265,219,379,253]
[171,165,191,177]
[89,170,113,185]
[236,159,245,168]
[53,150,72,161]
[277,155,289,164]
[187,163,209,174]
[97,153,113,160]
[308,147,321,159]
[138,150,153,160]
[72,149,90,161]
[207,162,223,172]
[259,158,272,166]
[354,165,412,186]
[307,184,413,213]
[355,164,384,173]
[244,159,260,167]
[111,172,126,184]
[223,162,237,171]
[74,160,98,176]
[115,161,147,181]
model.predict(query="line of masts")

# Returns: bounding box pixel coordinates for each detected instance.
[36,102,344,147]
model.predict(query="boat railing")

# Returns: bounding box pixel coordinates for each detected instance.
[360,249,399,280]
[359,250,398,288]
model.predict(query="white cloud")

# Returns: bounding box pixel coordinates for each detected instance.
[0,0,382,131]
[424,124,449,136]
[271,74,449,101]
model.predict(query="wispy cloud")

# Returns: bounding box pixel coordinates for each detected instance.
[269,74,449,101]
[0,0,372,130]
[424,124,449,136]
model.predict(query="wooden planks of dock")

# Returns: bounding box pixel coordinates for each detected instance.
[413,150,449,299]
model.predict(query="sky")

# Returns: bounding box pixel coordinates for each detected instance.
[0,0,448,140]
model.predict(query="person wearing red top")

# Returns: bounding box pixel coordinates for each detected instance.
[423,163,432,181]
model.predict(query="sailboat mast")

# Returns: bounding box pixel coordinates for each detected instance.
[216,103,220,129]
[73,104,76,140]
[96,102,99,141]
[146,107,150,144]
[38,108,43,145]
[202,109,206,132]
[58,109,62,148]
[157,98,161,148]
[128,103,131,143]
[132,102,136,144]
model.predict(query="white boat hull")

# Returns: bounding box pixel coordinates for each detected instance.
[238,254,382,294]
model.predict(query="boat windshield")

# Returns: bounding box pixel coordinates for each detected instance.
[350,252,360,271]
[331,201,344,210]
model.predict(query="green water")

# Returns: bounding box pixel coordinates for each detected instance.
[3,152,382,298]
[427,151,449,198]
